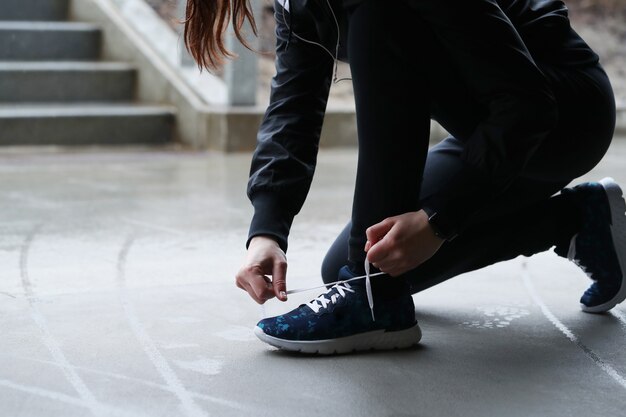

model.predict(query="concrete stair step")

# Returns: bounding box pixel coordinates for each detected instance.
[0,22,101,61]
[1,0,68,21]
[0,62,136,102]
[0,104,176,145]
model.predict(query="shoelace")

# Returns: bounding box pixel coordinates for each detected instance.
[305,282,355,313]
[300,260,380,322]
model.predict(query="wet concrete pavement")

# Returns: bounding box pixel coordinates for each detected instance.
[1,140,626,417]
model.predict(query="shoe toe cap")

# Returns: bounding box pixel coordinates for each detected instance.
[256,316,294,338]
[580,282,620,308]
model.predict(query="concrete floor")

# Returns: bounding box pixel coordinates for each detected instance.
[1,140,626,417]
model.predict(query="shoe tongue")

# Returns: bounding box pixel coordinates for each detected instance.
[337,265,357,278]
[336,263,376,322]
[337,265,365,286]
[343,279,364,291]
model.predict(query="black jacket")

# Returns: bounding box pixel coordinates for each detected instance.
[246,0,599,251]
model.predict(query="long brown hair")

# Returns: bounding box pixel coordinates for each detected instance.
[184,0,258,71]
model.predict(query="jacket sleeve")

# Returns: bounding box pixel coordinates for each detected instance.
[415,0,559,238]
[246,1,334,252]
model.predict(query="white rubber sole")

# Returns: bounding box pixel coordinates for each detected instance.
[580,177,626,313]
[254,322,422,355]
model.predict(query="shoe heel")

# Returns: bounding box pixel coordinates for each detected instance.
[598,177,626,311]
[600,177,625,208]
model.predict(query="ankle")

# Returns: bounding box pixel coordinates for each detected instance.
[371,275,410,300]
[347,260,366,276]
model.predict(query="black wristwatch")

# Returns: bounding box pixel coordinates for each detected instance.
[426,210,459,241]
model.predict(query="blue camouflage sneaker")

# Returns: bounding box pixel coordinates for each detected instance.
[561,177,626,313]
[254,266,421,354]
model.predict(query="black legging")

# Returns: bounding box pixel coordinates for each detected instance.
[322,0,616,295]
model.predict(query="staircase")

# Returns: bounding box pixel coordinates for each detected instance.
[0,0,175,146]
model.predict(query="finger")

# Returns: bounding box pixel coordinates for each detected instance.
[237,265,273,301]
[364,240,372,252]
[272,260,288,301]
[375,258,403,277]
[241,281,265,304]
[254,277,277,303]
[367,235,395,264]
[366,218,395,246]
[248,275,276,304]
[378,263,401,277]
[235,271,248,291]
[236,265,265,287]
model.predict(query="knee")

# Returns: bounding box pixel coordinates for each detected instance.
[320,224,351,284]
[320,252,340,285]
[505,92,559,136]
[530,94,559,135]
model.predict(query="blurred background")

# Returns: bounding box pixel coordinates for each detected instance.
[1,0,622,151]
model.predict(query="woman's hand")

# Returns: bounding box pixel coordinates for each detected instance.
[365,210,445,276]
[235,236,288,304]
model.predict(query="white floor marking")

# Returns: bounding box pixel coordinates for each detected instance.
[121,218,184,236]
[0,353,247,411]
[461,305,530,329]
[162,343,202,350]
[20,226,106,417]
[117,234,207,417]
[0,379,147,417]
[610,309,626,330]
[163,317,204,324]
[215,326,257,342]
[174,358,223,376]
[0,378,92,408]
[521,262,626,390]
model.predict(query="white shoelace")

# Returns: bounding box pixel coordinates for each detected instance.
[305,282,355,313]
[298,260,381,322]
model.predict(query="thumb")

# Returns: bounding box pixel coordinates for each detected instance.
[366,218,395,247]
[272,260,288,301]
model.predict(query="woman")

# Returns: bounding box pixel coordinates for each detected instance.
[185,0,624,354]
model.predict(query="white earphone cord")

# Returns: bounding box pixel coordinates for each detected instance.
[280,0,352,84]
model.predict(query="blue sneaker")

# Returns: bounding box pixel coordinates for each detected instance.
[561,177,626,313]
[254,266,421,354]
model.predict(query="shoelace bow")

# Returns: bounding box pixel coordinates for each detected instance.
[301,260,380,322]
